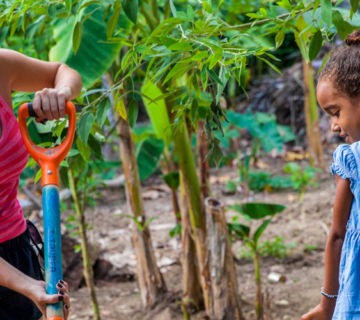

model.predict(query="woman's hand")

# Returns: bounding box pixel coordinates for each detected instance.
[27,279,70,319]
[301,303,335,320]
[33,86,72,121]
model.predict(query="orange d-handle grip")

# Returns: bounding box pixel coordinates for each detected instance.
[18,102,76,187]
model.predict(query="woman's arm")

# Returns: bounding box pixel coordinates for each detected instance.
[302,175,353,319]
[0,257,70,318]
[0,48,82,120]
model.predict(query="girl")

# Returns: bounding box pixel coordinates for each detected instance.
[301,31,360,319]
[0,49,82,319]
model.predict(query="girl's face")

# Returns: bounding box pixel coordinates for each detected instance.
[317,79,360,143]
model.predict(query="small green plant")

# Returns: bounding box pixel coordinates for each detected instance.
[304,244,317,254]
[227,202,286,320]
[125,215,158,232]
[169,222,182,238]
[226,169,293,194]
[259,236,296,258]
[283,162,320,201]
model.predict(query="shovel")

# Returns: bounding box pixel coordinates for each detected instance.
[18,102,76,320]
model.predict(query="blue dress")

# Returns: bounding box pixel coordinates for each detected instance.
[331,142,360,319]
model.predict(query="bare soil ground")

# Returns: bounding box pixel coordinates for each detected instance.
[27,148,338,320]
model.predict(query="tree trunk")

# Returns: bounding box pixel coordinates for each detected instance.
[197,120,210,199]
[205,198,244,320]
[173,121,213,313]
[302,59,325,169]
[68,168,101,320]
[117,115,167,307]
[180,173,203,311]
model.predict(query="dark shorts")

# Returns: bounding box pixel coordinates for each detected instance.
[0,229,43,320]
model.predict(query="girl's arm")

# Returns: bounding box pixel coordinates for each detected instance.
[302,175,353,320]
[0,48,82,120]
[0,257,71,319]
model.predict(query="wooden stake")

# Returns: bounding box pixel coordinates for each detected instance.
[205,197,244,320]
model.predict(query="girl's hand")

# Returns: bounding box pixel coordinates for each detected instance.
[301,303,334,320]
[33,86,71,121]
[27,279,71,319]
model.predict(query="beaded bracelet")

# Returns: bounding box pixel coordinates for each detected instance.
[321,287,338,299]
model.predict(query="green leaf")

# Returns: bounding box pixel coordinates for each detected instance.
[253,219,271,245]
[115,96,127,120]
[96,99,111,126]
[283,162,300,174]
[275,30,285,49]
[201,67,208,90]
[107,8,121,38]
[320,0,332,26]
[167,42,193,51]
[227,222,250,239]
[229,202,286,220]
[332,10,355,40]
[163,171,180,190]
[191,51,209,61]
[50,4,129,87]
[351,0,359,17]
[294,30,309,62]
[76,136,90,161]
[169,222,182,238]
[72,21,82,54]
[78,112,94,144]
[128,98,139,128]
[34,169,42,184]
[121,0,138,24]
[257,57,281,74]
[88,134,102,159]
[203,0,213,13]
[65,0,72,14]
[309,30,323,61]
[136,138,165,181]
[163,62,194,84]
[141,80,172,146]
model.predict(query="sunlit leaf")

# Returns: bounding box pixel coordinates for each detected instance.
[72,21,82,54]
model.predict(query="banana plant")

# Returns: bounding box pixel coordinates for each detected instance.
[228,202,286,320]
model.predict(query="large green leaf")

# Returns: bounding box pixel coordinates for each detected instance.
[229,202,286,220]
[49,5,130,87]
[141,80,172,146]
[136,138,165,181]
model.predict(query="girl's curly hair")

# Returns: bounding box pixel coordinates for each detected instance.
[319,30,360,98]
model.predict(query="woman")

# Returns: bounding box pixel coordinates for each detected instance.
[0,48,82,319]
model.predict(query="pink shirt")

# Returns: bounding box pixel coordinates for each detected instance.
[0,96,28,243]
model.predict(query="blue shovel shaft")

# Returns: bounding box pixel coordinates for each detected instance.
[43,185,64,319]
